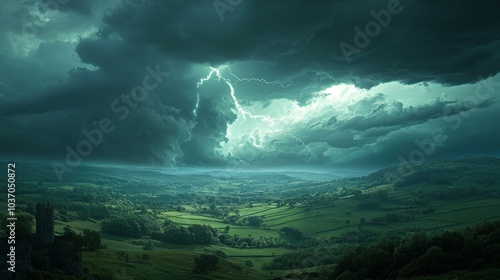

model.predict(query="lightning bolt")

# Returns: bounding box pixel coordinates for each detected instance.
[195,66,276,122]
[221,65,292,88]
[287,133,305,145]
[192,92,200,116]
[287,132,319,159]
[195,65,309,153]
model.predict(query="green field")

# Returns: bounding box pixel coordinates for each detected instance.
[83,247,274,280]
[4,158,500,279]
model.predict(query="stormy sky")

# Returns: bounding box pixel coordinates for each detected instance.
[1,0,499,172]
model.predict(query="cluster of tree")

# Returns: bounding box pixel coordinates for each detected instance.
[354,190,388,210]
[60,226,102,251]
[262,245,340,270]
[11,182,47,195]
[218,234,285,248]
[193,254,220,274]
[354,190,388,201]
[197,204,226,218]
[246,216,264,227]
[427,186,482,200]
[393,158,500,188]
[62,202,110,220]
[0,211,35,240]
[206,249,228,258]
[330,220,500,279]
[273,198,300,207]
[222,214,265,227]
[151,219,219,245]
[70,186,115,203]
[224,214,240,224]
[101,212,160,238]
[369,212,415,224]
[279,227,304,241]
[127,239,158,250]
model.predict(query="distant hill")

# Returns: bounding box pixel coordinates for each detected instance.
[360,157,500,188]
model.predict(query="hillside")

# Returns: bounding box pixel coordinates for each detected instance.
[1,157,500,279]
[348,156,500,189]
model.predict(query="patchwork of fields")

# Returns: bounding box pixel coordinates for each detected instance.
[79,184,500,275]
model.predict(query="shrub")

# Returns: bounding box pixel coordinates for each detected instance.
[193,254,219,274]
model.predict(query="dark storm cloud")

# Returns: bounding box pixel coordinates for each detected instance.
[182,82,238,166]
[58,0,97,16]
[0,0,499,169]
[335,95,496,132]
[361,101,500,168]
[97,0,500,93]
[226,84,498,169]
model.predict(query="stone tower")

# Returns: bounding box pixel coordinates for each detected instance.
[35,202,54,244]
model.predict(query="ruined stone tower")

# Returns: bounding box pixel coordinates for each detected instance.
[35,202,54,244]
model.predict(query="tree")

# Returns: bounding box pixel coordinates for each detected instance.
[247,216,263,227]
[353,190,363,199]
[213,249,228,258]
[143,240,154,250]
[393,232,430,269]
[188,224,218,244]
[193,254,219,274]
[62,226,83,249]
[223,225,231,233]
[244,260,254,267]
[15,212,35,240]
[102,216,140,238]
[386,213,401,223]
[279,227,303,241]
[83,229,101,251]
[117,251,130,263]
[419,246,450,274]
[139,204,148,214]
[375,190,389,201]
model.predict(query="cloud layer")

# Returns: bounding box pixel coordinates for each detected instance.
[0,0,499,171]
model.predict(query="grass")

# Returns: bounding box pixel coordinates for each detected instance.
[83,247,273,280]
[236,186,500,239]
[15,179,500,277]
[211,245,293,269]
[55,189,500,278]
[54,219,101,235]
[160,211,281,239]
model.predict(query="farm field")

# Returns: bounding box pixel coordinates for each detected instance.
[2,158,500,279]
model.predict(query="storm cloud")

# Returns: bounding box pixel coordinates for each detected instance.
[0,0,499,172]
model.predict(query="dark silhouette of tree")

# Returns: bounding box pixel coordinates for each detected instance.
[193,254,219,274]
[247,216,263,227]
[82,229,101,251]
